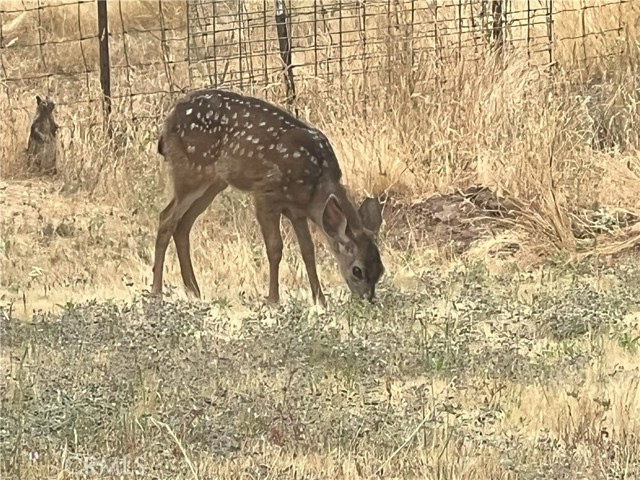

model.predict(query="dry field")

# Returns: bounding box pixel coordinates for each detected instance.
[1,1,640,479]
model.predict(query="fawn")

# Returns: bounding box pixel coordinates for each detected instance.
[26,95,59,176]
[151,88,384,306]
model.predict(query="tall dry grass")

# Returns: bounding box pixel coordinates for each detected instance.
[1,0,639,257]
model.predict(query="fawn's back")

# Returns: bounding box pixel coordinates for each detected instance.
[159,89,343,210]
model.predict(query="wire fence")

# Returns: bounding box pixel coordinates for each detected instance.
[0,0,633,128]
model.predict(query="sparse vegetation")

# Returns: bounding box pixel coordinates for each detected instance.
[1,1,639,479]
[1,260,639,478]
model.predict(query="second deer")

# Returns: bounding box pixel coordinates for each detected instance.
[152,88,384,306]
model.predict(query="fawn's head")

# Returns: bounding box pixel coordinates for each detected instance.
[320,195,384,302]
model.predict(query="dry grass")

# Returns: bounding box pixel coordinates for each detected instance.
[1,259,639,479]
[1,2,640,478]
[1,0,639,211]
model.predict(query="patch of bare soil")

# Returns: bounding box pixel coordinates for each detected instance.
[381,185,640,256]
[0,179,127,234]
[382,185,521,253]
[0,179,152,316]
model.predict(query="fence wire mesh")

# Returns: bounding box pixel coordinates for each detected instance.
[0,0,633,132]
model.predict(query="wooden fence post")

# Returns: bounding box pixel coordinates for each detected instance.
[97,0,112,133]
[274,0,297,115]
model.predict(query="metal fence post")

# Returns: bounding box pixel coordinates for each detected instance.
[97,0,112,134]
[275,0,297,115]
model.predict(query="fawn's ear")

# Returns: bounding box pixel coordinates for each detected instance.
[358,197,383,235]
[36,96,42,105]
[321,194,355,246]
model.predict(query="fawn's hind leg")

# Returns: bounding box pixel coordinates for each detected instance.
[151,182,212,296]
[173,179,228,298]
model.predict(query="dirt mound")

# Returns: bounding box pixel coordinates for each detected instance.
[382,185,521,253]
[382,184,640,257]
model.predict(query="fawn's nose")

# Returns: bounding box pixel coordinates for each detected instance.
[350,287,375,304]
[367,289,376,304]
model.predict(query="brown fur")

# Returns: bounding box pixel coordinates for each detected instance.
[26,95,59,176]
[151,88,384,305]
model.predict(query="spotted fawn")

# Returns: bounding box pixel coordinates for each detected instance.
[152,89,384,306]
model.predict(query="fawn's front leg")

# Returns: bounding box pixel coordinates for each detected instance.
[285,213,326,307]
[255,200,284,304]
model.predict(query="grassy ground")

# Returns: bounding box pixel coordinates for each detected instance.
[1,175,640,479]
[1,250,639,479]
[1,1,640,478]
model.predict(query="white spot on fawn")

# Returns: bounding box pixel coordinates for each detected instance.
[186,108,193,115]
[293,151,301,158]
[187,145,196,153]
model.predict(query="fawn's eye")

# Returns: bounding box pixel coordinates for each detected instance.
[352,266,363,280]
